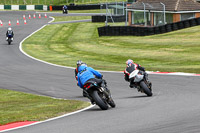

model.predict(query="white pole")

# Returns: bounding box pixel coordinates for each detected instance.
[125,2,127,26]
[142,2,146,26]
[160,2,166,24]
[116,2,117,15]
[122,1,124,15]
[106,3,108,26]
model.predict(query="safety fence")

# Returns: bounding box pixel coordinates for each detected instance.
[98,17,200,36]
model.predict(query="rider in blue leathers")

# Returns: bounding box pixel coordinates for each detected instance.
[77,64,102,88]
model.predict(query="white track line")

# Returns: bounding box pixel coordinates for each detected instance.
[15,13,200,133]
[0,104,95,133]
[19,16,200,77]
[4,16,96,133]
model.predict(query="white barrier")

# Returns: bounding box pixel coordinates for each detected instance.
[0,5,4,10]
[43,5,48,11]
[11,5,19,10]
[26,5,35,10]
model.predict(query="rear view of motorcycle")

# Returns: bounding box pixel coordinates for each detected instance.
[63,9,68,14]
[129,70,153,96]
[7,35,13,45]
[83,79,116,110]
[62,5,68,14]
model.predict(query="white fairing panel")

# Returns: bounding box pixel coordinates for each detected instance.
[134,75,144,82]
[129,70,139,79]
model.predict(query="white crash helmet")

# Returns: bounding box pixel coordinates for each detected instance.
[8,27,12,31]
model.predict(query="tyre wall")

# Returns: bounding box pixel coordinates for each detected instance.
[92,15,126,22]
[98,18,200,36]
[52,4,100,10]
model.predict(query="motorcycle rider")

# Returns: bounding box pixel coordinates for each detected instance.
[63,5,68,13]
[6,27,14,41]
[77,64,102,88]
[75,60,87,80]
[77,64,107,104]
[75,60,88,97]
[124,59,149,88]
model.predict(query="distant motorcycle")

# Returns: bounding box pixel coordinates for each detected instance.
[129,69,152,96]
[7,34,13,45]
[83,79,115,110]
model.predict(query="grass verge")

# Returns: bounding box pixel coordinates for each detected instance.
[22,19,200,73]
[0,89,90,125]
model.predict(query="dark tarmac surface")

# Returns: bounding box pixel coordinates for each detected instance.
[1,11,200,133]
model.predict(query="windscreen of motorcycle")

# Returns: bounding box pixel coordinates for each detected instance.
[129,70,139,79]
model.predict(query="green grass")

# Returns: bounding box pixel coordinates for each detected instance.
[0,89,90,125]
[0,0,125,5]
[22,18,200,73]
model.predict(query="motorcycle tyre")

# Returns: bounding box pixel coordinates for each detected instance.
[108,98,116,108]
[140,81,152,97]
[91,90,108,110]
[8,39,11,45]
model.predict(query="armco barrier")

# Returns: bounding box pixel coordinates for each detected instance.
[98,17,200,36]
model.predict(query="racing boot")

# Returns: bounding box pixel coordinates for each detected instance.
[148,81,152,91]
[89,98,95,105]
[144,72,149,80]
[82,90,87,97]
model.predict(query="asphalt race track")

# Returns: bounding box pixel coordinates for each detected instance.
[1,11,200,133]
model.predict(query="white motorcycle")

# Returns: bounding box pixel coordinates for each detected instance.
[129,70,152,96]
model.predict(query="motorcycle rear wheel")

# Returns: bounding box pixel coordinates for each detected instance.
[8,39,11,45]
[92,90,108,110]
[140,81,152,97]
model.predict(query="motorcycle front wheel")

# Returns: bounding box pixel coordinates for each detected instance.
[91,90,108,110]
[108,97,116,108]
[140,81,152,97]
